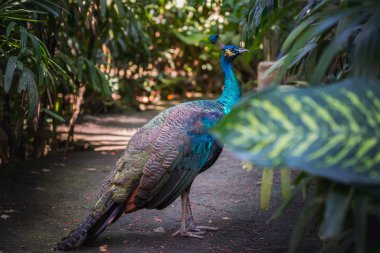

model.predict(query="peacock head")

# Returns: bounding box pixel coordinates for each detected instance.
[209,34,249,62]
[222,45,249,62]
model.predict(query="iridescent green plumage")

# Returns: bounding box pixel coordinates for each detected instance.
[55,40,248,251]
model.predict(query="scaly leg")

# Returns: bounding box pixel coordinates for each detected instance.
[186,191,218,233]
[172,186,218,238]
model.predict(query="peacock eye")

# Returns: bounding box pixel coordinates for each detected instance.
[224,49,235,57]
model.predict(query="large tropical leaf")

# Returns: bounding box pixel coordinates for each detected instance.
[213,78,380,185]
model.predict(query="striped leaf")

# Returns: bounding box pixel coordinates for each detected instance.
[213,79,380,185]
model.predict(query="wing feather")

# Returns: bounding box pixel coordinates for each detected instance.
[135,106,224,208]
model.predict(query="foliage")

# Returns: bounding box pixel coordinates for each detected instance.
[214,0,380,252]
[214,78,380,185]
[0,0,255,164]
[264,0,380,84]
[241,0,303,60]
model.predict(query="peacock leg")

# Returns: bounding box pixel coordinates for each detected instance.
[172,189,204,238]
[172,186,217,238]
[185,188,218,233]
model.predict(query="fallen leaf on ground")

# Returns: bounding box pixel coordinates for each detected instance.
[87,168,97,171]
[4,209,16,213]
[1,214,11,219]
[222,217,230,220]
[154,227,165,233]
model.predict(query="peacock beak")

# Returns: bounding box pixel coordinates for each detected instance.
[238,48,249,54]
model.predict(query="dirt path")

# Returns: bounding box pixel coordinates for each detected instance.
[0,110,320,253]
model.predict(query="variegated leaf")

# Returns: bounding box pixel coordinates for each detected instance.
[213,79,380,185]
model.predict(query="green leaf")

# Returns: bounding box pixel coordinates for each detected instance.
[42,108,65,122]
[77,56,84,81]
[100,0,107,19]
[268,174,312,223]
[213,78,380,185]
[289,197,320,253]
[4,56,19,93]
[21,67,39,119]
[56,52,74,72]
[114,0,126,18]
[352,10,380,80]
[18,67,29,93]
[6,21,16,37]
[260,169,274,210]
[38,64,44,86]
[30,0,64,17]
[172,31,208,45]
[97,68,110,96]
[28,33,42,63]
[311,14,364,84]
[276,7,368,82]
[20,26,28,50]
[285,7,365,54]
[75,0,84,10]
[320,186,353,239]
[86,60,100,92]
[281,15,318,52]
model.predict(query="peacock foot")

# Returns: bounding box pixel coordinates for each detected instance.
[172,227,207,238]
[172,225,218,239]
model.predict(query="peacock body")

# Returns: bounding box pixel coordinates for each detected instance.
[55,36,248,251]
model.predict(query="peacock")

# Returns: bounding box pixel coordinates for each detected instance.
[54,35,248,251]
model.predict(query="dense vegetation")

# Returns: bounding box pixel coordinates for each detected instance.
[2,0,379,252]
[215,0,380,252]
[0,0,253,163]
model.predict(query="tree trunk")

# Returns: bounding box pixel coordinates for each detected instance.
[66,85,86,150]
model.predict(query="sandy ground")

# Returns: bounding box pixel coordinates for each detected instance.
[0,110,321,253]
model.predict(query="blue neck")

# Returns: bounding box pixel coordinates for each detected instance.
[217,56,242,114]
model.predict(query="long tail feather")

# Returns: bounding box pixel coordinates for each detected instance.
[54,201,126,251]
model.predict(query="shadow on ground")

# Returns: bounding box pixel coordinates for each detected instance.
[0,110,321,253]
